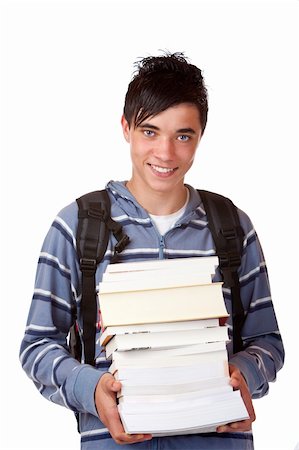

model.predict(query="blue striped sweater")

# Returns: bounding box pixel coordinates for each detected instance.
[20,181,284,449]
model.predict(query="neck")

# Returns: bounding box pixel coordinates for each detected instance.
[126,181,188,215]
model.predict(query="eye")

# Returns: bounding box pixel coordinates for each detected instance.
[177,135,190,142]
[143,130,155,137]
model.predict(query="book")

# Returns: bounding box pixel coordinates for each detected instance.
[99,318,220,347]
[99,282,227,328]
[109,348,228,374]
[99,256,218,293]
[99,271,215,293]
[113,358,228,384]
[119,389,244,415]
[118,390,249,435]
[104,256,219,274]
[101,266,214,284]
[98,257,248,436]
[118,382,232,404]
[118,376,231,397]
[110,340,227,363]
[105,326,229,358]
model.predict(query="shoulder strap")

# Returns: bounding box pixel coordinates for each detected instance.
[75,189,129,366]
[198,189,245,353]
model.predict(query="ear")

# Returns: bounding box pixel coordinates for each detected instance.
[121,115,130,142]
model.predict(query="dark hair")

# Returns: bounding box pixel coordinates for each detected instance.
[123,51,208,134]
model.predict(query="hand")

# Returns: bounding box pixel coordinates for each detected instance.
[217,364,256,433]
[95,373,152,445]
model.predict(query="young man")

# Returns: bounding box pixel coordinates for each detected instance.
[20,52,284,449]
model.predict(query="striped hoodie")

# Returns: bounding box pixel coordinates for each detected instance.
[19,181,284,450]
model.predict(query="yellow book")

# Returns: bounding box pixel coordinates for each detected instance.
[99,282,227,328]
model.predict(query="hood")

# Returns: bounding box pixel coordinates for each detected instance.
[105,180,207,226]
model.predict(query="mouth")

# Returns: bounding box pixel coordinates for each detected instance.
[149,164,178,174]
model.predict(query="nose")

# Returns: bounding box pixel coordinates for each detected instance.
[155,137,175,161]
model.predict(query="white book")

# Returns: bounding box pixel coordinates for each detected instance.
[109,349,228,374]
[101,267,214,283]
[118,383,232,404]
[99,272,215,293]
[119,389,236,414]
[99,318,220,346]
[118,376,231,396]
[105,256,219,274]
[105,326,229,358]
[118,390,249,435]
[114,359,228,384]
[111,341,227,363]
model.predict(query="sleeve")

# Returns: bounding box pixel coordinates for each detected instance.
[227,209,285,399]
[19,204,108,416]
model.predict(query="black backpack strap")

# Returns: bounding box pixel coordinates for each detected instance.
[75,189,129,366]
[198,190,245,353]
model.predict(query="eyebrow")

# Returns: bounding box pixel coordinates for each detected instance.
[139,123,197,134]
[177,128,197,134]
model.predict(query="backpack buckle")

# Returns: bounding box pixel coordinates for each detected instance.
[114,234,130,254]
[221,228,238,240]
[80,258,97,274]
[218,252,241,270]
[87,208,104,219]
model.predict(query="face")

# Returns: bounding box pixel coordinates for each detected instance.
[122,103,202,199]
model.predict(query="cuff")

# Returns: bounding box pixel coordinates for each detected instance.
[229,351,265,396]
[72,365,108,416]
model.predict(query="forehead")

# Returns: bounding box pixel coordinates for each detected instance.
[139,103,202,131]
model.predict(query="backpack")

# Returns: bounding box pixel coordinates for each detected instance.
[69,189,245,366]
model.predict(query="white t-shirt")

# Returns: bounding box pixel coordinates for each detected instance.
[149,189,190,236]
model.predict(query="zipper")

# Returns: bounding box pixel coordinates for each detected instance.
[159,235,165,259]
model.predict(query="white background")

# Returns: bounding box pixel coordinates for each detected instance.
[1,0,298,449]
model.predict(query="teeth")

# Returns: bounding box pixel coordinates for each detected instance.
[151,165,174,173]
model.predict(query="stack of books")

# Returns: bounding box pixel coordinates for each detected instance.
[98,257,249,436]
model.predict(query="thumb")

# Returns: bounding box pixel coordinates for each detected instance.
[101,373,122,393]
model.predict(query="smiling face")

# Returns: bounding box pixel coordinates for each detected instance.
[122,103,202,213]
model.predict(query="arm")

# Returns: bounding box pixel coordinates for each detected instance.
[227,210,285,398]
[218,214,284,433]
[19,205,105,416]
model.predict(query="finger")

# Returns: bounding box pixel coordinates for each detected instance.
[106,409,152,444]
[113,432,152,445]
[110,380,122,393]
[108,419,152,445]
[101,374,122,393]
[245,402,256,422]
[229,376,241,389]
[229,365,244,389]
[217,419,252,433]
[229,370,243,388]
